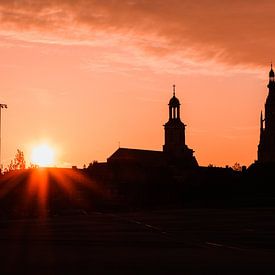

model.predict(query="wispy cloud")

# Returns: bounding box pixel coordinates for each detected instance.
[82,44,262,77]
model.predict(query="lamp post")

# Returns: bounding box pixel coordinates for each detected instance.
[0,104,7,174]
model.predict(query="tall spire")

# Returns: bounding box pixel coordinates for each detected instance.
[260,110,264,132]
[269,62,274,78]
[258,65,275,163]
[173,84,176,97]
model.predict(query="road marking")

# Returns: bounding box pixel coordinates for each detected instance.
[205,241,245,251]
[205,242,223,247]
[91,212,208,248]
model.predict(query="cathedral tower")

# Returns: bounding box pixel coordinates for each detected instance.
[258,65,275,163]
[163,85,197,166]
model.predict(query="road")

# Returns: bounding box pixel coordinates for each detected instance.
[1,208,275,274]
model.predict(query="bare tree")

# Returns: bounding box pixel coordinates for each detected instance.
[8,149,26,171]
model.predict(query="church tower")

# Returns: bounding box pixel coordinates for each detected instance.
[163,85,197,166]
[258,64,275,163]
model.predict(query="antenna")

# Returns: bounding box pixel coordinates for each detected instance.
[173,84,176,96]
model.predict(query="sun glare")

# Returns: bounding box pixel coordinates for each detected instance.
[31,144,55,167]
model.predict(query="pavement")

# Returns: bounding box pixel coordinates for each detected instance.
[1,208,275,274]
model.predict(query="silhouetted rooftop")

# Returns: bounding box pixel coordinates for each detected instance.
[107,148,165,166]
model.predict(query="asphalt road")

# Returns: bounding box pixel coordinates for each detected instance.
[1,208,275,274]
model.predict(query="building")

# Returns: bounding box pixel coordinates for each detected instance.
[108,86,198,168]
[258,65,275,163]
[163,85,197,166]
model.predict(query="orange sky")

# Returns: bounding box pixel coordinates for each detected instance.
[0,0,273,168]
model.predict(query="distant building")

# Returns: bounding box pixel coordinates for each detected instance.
[258,65,275,163]
[108,86,198,168]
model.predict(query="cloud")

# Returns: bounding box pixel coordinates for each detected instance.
[82,44,261,77]
[0,0,274,68]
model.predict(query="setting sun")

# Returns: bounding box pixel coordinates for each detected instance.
[31,144,55,167]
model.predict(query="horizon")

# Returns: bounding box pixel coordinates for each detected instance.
[0,1,273,168]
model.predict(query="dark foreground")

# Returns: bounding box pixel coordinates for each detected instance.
[1,208,275,274]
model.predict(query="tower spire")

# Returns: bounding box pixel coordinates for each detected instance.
[258,65,275,163]
[260,110,264,132]
[173,84,176,97]
[269,62,275,84]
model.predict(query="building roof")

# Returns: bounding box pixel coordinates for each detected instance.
[107,148,165,166]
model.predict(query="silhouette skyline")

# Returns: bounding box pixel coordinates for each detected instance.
[0,66,272,170]
[0,1,273,168]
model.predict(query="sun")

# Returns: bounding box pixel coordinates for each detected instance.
[31,144,55,167]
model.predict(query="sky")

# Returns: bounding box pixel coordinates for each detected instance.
[0,0,273,168]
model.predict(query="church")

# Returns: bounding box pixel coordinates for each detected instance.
[258,65,275,163]
[107,85,198,168]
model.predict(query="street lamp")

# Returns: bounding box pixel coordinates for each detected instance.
[0,104,7,173]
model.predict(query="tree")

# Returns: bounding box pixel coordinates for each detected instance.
[232,162,242,172]
[88,160,98,168]
[8,149,26,171]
